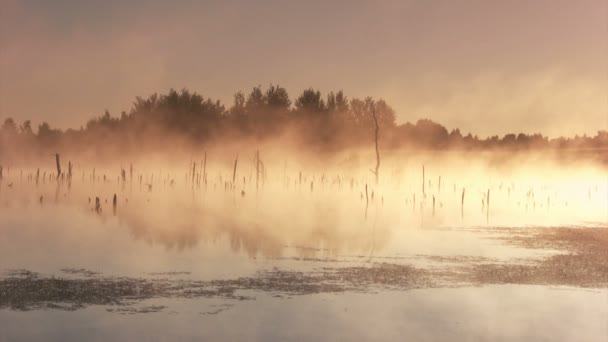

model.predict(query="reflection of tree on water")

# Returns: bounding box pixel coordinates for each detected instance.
[102,199,391,259]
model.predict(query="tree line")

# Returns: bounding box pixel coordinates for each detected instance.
[1,86,607,160]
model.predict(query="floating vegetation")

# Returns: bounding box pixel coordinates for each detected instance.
[61,268,101,277]
[106,305,167,315]
[148,271,192,276]
[0,264,431,312]
[464,227,608,288]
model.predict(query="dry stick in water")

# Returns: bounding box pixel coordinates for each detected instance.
[365,183,369,220]
[68,161,73,181]
[192,162,196,186]
[438,176,441,194]
[255,150,260,190]
[232,154,238,190]
[422,165,425,198]
[486,188,490,223]
[112,194,117,216]
[203,151,207,187]
[461,188,466,219]
[55,153,61,178]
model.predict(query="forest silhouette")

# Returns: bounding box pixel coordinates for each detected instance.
[1,86,606,161]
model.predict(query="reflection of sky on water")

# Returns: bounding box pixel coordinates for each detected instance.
[0,287,606,341]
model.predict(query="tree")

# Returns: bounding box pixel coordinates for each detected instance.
[326,90,349,113]
[414,119,449,148]
[295,88,325,113]
[245,86,265,112]
[1,118,17,137]
[230,91,246,117]
[20,120,33,135]
[265,84,291,110]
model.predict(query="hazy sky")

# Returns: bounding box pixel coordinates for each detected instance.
[1,0,606,137]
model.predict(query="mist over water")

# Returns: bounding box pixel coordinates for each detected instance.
[1,140,607,340]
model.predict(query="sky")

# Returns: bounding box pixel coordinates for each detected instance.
[1,0,606,138]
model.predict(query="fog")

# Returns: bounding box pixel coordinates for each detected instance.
[1,148,606,255]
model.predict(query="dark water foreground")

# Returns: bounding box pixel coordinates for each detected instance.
[1,227,607,341]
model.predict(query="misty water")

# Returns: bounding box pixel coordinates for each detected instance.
[0,155,606,341]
